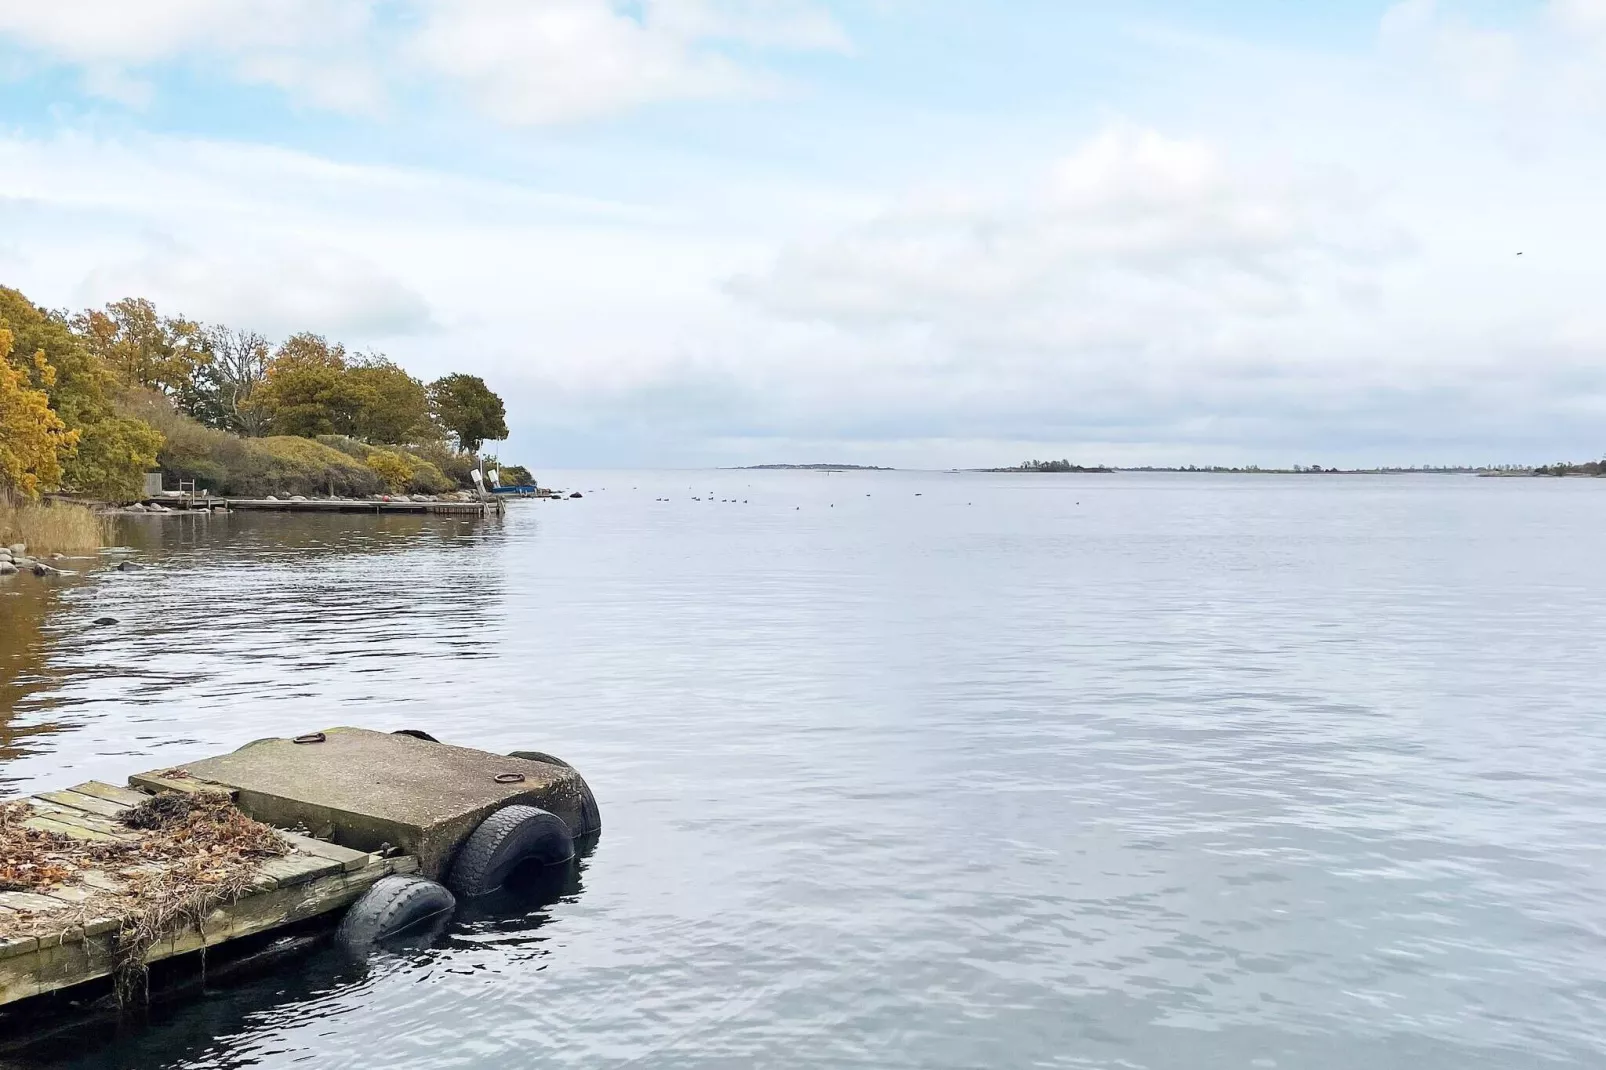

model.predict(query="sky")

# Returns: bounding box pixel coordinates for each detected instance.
[0,0,1602,469]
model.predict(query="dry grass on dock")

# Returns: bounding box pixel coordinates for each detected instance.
[0,791,289,1001]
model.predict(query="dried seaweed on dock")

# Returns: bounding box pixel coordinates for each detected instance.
[0,792,289,1003]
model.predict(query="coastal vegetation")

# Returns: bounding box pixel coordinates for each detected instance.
[0,285,522,507]
[986,459,1112,473]
[0,493,110,552]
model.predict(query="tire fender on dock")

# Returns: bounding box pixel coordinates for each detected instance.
[336,875,456,955]
[508,752,602,840]
[447,805,575,897]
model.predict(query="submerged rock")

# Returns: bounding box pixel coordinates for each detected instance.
[117,561,144,572]
[94,616,118,626]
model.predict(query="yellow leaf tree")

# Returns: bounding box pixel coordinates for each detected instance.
[0,328,80,499]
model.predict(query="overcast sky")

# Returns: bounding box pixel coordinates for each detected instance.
[0,0,1602,468]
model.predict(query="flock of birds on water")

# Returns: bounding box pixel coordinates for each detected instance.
[567,488,1084,509]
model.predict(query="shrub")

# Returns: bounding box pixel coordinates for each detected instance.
[404,440,476,488]
[407,461,453,494]
[229,436,382,498]
[118,388,247,493]
[366,449,414,493]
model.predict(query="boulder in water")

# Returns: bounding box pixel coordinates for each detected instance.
[117,561,144,572]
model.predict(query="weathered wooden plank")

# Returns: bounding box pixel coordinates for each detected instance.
[34,885,95,906]
[126,772,233,797]
[17,816,123,844]
[68,781,149,808]
[37,789,130,819]
[24,800,137,840]
[0,856,410,1004]
[0,934,38,964]
[0,892,72,914]
[249,853,341,891]
[76,871,128,895]
[275,831,371,872]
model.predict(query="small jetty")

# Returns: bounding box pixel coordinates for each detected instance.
[0,729,598,1013]
[133,496,505,517]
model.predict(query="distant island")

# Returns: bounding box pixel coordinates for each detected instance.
[978,459,1113,473]
[733,464,894,471]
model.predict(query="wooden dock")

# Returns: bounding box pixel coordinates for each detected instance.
[0,729,596,1015]
[0,780,416,1006]
[140,497,503,517]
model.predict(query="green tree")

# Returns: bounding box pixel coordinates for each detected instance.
[63,416,163,501]
[429,374,507,454]
[255,334,375,438]
[350,358,432,444]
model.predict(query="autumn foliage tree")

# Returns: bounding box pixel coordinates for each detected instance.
[0,328,79,498]
[1,282,522,504]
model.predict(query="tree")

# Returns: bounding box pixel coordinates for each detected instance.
[349,358,432,444]
[254,334,375,438]
[62,416,163,501]
[0,286,115,430]
[193,325,272,436]
[429,374,507,454]
[0,329,79,498]
[74,298,208,397]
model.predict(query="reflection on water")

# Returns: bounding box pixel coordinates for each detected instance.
[3,474,1606,1069]
[0,578,68,783]
[5,856,588,1070]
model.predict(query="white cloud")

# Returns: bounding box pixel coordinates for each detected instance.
[0,0,844,122]
[731,127,1400,367]
[0,0,386,112]
[1380,0,1606,108]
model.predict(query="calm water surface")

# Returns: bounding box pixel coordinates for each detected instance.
[2,471,1605,1069]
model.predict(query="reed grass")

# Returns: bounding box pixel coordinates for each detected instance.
[0,493,112,552]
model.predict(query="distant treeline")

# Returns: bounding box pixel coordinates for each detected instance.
[985,459,1112,473]
[0,286,531,502]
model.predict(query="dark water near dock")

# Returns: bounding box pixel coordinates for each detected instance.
[3,471,1606,1069]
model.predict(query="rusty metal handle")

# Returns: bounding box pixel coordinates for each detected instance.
[293,732,327,745]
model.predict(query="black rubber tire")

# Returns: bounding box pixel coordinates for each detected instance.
[509,752,601,839]
[508,750,569,768]
[447,805,574,898]
[392,729,440,743]
[335,875,455,953]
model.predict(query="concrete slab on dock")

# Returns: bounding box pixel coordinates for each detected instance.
[136,729,590,879]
